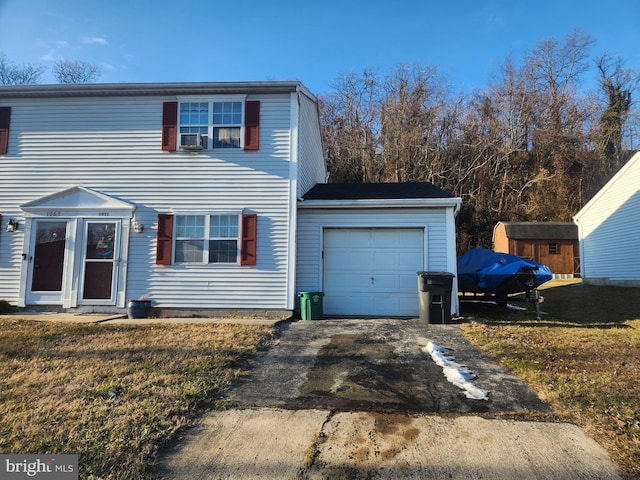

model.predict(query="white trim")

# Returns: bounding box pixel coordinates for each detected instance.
[574,152,640,221]
[176,94,247,102]
[298,198,462,210]
[286,92,300,310]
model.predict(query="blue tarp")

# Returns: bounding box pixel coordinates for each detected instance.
[457,248,553,293]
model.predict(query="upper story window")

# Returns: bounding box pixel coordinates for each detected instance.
[179,101,242,150]
[548,242,559,254]
[162,100,259,152]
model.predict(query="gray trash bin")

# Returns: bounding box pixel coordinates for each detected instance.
[417,272,455,323]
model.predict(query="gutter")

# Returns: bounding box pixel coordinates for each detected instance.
[0,80,304,99]
[297,197,462,212]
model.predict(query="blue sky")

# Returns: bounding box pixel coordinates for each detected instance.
[1,0,638,96]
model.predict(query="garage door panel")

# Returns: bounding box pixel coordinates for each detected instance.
[374,251,397,266]
[323,228,424,316]
[373,230,397,246]
[398,251,423,266]
[398,273,417,289]
[372,274,396,289]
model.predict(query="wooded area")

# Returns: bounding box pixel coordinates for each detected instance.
[318,30,639,252]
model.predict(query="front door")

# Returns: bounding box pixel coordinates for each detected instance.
[79,221,120,304]
[26,220,69,305]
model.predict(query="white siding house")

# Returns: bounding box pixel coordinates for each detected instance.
[0,82,326,315]
[573,151,640,286]
[1,81,463,318]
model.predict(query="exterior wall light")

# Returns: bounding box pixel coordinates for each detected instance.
[131,218,144,233]
[6,218,18,232]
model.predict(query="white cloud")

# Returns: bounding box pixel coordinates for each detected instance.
[40,51,58,62]
[81,36,108,45]
[55,40,69,48]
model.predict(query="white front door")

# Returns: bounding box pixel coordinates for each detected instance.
[26,219,70,305]
[323,228,424,316]
[79,220,121,305]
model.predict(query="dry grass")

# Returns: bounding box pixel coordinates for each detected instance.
[461,280,640,479]
[0,319,274,479]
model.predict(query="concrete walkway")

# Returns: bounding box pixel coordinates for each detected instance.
[0,312,283,326]
[159,408,624,480]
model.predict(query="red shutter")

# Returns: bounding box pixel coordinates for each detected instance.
[244,101,260,150]
[241,213,257,265]
[162,102,178,151]
[0,107,11,155]
[156,214,174,265]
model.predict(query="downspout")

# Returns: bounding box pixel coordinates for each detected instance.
[286,89,301,311]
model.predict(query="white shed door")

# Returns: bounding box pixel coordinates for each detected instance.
[323,228,424,316]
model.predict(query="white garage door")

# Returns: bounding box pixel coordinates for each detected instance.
[323,228,424,316]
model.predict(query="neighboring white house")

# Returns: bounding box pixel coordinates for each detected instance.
[573,151,640,286]
[0,81,462,317]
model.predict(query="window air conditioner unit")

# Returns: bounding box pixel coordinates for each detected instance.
[180,133,205,151]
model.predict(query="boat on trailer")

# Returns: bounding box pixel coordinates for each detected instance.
[457,248,553,319]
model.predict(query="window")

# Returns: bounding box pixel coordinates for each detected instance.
[212,102,242,148]
[162,101,259,151]
[174,214,240,263]
[156,213,257,266]
[548,242,559,255]
[179,102,209,149]
[179,101,241,150]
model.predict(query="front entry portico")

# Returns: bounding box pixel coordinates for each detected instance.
[18,186,135,309]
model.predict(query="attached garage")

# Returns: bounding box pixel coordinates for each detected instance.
[296,183,461,317]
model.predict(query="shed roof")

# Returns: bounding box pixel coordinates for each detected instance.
[302,182,453,200]
[498,222,578,240]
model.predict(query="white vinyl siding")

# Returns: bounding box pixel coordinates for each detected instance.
[0,94,295,309]
[296,207,459,316]
[297,92,327,197]
[574,152,640,283]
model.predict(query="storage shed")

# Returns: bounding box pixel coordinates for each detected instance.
[492,221,579,276]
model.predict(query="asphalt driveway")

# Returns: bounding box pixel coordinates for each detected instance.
[226,318,548,413]
[157,318,625,480]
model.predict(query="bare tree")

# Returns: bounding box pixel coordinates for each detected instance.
[53,59,101,84]
[595,53,639,171]
[320,69,381,182]
[0,53,44,85]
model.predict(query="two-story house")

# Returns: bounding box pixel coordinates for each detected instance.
[0,81,461,318]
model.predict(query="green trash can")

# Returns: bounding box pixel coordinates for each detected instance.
[299,292,324,320]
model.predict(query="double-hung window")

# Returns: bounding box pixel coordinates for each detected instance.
[175,214,240,263]
[179,101,242,150]
[212,102,242,148]
[163,99,259,151]
[179,103,209,149]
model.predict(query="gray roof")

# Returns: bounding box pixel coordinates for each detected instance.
[303,182,453,200]
[0,80,313,100]
[499,222,578,240]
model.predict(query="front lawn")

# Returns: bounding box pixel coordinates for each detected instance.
[0,320,274,479]
[461,280,640,479]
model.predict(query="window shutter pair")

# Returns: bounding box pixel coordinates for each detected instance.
[161,101,260,151]
[0,107,11,155]
[155,213,257,265]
